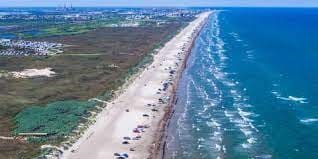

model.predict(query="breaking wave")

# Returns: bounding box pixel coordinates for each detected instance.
[300,118,318,124]
[272,90,308,104]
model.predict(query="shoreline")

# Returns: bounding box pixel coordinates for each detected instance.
[149,12,212,159]
[61,11,212,159]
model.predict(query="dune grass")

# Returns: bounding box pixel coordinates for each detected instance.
[14,100,96,142]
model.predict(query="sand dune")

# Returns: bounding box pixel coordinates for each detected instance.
[10,68,55,78]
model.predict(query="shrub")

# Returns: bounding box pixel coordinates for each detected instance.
[14,100,96,141]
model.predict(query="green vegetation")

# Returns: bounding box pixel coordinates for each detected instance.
[41,24,95,37]
[12,23,183,143]
[39,20,139,37]
[1,17,127,39]
[124,30,175,81]
[15,100,96,142]
[19,18,141,38]
[0,14,193,158]
[5,16,193,39]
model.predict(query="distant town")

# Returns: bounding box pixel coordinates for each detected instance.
[0,6,201,56]
[0,6,199,23]
[0,39,63,56]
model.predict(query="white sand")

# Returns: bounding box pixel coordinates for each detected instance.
[10,68,55,78]
[62,11,212,159]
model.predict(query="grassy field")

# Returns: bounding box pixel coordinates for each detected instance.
[0,19,190,158]
[1,15,194,39]
[0,16,125,39]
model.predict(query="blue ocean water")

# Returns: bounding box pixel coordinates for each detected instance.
[165,8,318,159]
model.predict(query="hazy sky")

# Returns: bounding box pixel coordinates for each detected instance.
[1,0,318,7]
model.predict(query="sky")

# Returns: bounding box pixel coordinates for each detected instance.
[1,0,318,7]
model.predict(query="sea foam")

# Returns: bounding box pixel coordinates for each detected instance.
[300,118,318,124]
[271,90,308,104]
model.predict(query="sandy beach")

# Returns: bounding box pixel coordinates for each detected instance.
[62,11,212,159]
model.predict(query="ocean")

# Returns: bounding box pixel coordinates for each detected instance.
[165,8,318,159]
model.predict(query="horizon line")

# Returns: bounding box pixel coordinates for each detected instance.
[1,6,318,8]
